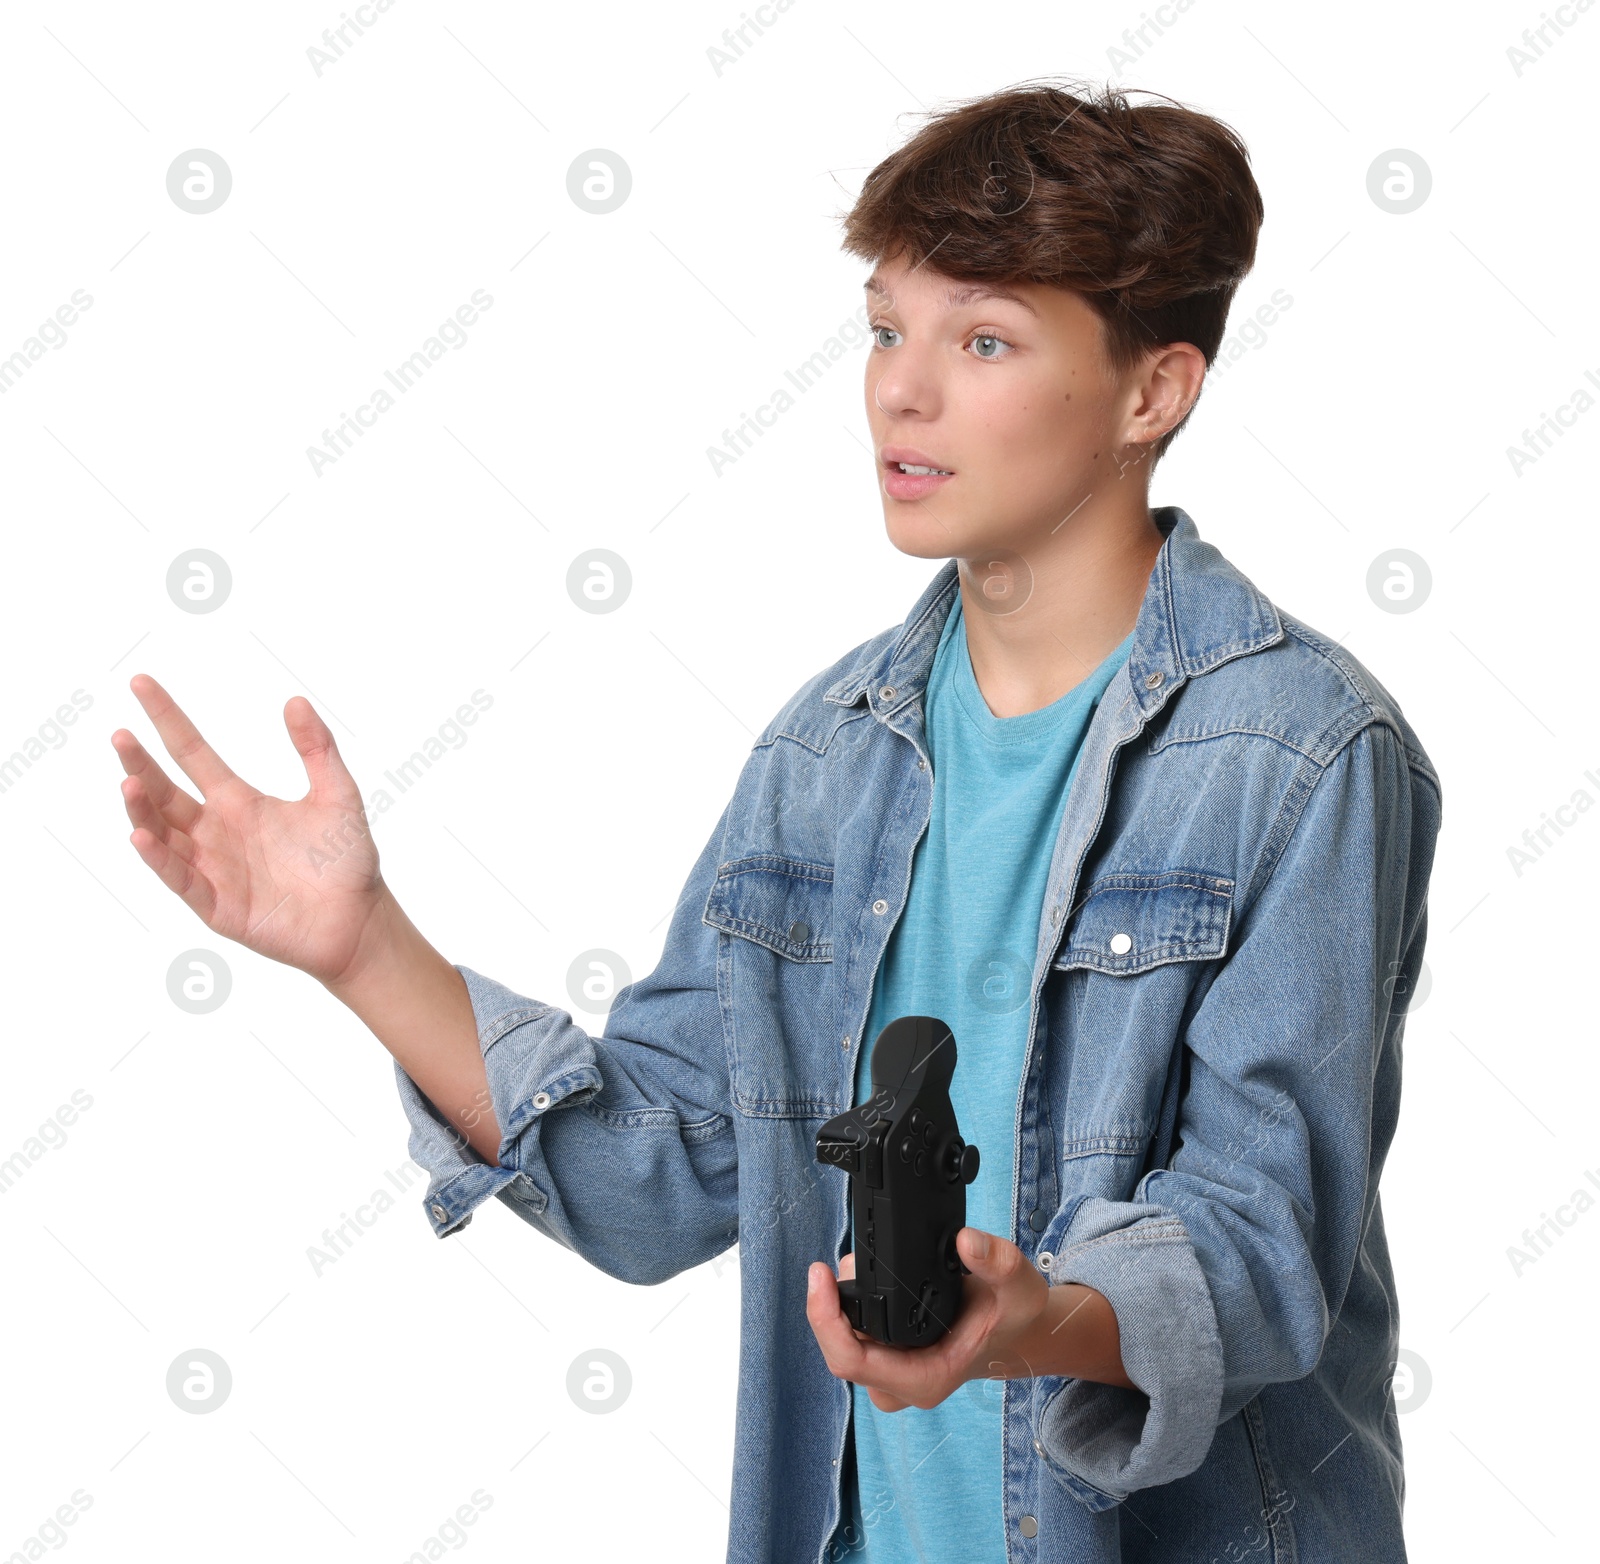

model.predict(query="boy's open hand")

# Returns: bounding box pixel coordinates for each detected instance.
[111,673,387,989]
[806,1228,1048,1412]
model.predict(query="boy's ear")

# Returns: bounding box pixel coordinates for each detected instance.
[1124,342,1206,449]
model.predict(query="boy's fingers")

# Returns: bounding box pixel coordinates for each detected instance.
[111,727,202,831]
[121,775,196,864]
[808,1264,940,1406]
[129,824,216,924]
[807,1264,875,1380]
[284,696,359,803]
[127,673,240,800]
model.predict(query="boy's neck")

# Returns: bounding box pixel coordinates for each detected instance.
[957,497,1166,720]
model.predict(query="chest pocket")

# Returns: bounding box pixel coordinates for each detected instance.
[1053,869,1234,975]
[1048,869,1235,1177]
[702,854,843,1118]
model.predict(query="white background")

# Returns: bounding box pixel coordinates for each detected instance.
[1,0,1594,1558]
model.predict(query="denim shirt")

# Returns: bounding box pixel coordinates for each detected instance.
[394,506,1443,1564]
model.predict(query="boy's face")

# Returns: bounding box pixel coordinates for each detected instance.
[862,251,1170,561]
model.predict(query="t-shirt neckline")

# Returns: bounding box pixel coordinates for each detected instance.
[938,589,1134,746]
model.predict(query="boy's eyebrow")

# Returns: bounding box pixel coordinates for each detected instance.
[864,271,1038,318]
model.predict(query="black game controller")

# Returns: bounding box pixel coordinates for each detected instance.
[815,1015,980,1348]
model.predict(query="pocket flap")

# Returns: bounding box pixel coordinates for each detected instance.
[702,854,835,962]
[1053,870,1233,976]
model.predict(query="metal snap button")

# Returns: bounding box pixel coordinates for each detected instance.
[1033,1438,1045,1456]
[1037,1250,1054,1271]
[532,1090,552,1110]
[918,757,927,770]
[872,899,889,915]
[1144,670,1164,689]
[788,920,811,944]
[1109,932,1133,955]
[1019,1515,1038,1538]
[1029,1208,1047,1231]
[880,686,896,700]
[430,1203,447,1221]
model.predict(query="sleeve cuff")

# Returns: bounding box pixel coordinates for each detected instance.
[392,964,603,1239]
[1032,1194,1225,1508]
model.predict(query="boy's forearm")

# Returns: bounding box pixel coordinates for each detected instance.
[993,1282,1136,1390]
[323,889,504,1165]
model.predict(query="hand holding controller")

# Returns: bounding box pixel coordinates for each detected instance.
[815,1015,980,1347]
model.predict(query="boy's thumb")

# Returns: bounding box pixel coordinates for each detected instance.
[287,696,357,800]
[960,1227,993,1265]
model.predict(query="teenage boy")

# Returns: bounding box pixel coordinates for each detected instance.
[112,80,1440,1564]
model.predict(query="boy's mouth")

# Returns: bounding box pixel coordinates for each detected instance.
[881,446,956,500]
[881,445,955,474]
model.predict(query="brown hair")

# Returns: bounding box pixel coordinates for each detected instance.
[839,77,1265,463]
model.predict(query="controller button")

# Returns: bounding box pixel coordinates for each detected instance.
[899,1135,914,1162]
[864,1293,888,1340]
[922,1122,937,1147]
[960,1144,980,1184]
[913,1149,927,1177]
[908,1109,923,1133]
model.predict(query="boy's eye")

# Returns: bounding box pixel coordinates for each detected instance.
[867,323,1014,360]
[968,333,1013,360]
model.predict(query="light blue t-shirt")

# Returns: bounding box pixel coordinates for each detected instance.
[845,588,1133,1562]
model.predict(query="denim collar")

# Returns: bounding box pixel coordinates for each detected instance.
[823,506,1283,724]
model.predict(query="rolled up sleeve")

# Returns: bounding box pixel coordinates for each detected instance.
[393,797,741,1287]
[1037,718,1441,1500]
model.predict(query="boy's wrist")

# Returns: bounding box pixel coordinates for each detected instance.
[992,1280,1135,1389]
[323,884,412,1005]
